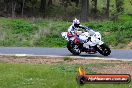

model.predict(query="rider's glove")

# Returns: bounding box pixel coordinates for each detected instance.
[85,27,92,31]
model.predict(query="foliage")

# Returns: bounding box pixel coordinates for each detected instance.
[116,0,124,13]
[0,0,131,20]
[0,15,132,48]
[10,19,38,35]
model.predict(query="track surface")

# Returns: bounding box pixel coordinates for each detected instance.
[0,48,132,61]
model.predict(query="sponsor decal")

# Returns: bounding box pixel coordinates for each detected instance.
[76,67,131,85]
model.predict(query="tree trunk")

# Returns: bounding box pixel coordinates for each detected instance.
[116,0,119,13]
[81,0,88,22]
[40,0,46,17]
[87,0,89,16]
[116,0,124,13]
[75,0,79,7]
[106,0,110,18]
[11,1,16,18]
[91,0,97,18]
[4,0,10,16]
[95,0,97,12]
[21,0,25,17]
[4,0,7,12]
[94,0,97,18]
[48,0,52,6]
[71,0,79,7]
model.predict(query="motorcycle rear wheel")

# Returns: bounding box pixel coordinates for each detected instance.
[67,42,81,55]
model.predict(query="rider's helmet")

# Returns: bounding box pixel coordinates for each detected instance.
[72,18,80,28]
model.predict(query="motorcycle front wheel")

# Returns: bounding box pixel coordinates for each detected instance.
[96,44,111,56]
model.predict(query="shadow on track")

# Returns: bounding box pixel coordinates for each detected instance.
[66,53,113,58]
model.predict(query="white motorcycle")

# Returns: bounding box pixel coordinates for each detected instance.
[61,29,111,56]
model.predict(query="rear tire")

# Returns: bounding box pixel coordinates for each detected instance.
[97,44,111,56]
[67,42,81,55]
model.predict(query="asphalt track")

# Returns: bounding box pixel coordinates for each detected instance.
[0,47,132,61]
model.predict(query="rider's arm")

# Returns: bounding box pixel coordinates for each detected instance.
[78,25,86,29]
[79,25,95,36]
[79,25,92,30]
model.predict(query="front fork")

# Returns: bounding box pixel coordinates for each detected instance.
[98,40,104,46]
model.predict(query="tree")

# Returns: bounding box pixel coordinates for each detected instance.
[87,0,89,15]
[48,0,52,7]
[0,0,4,11]
[116,0,124,13]
[59,0,71,19]
[21,0,25,17]
[81,0,88,22]
[111,0,124,21]
[105,0,110,18]
[40,0,46,17]
[29,0,37,17]
[11,0,17,18]
[71,0,79,7]
[91,0,97,18]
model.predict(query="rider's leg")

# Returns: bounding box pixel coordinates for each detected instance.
[74,35,87,44]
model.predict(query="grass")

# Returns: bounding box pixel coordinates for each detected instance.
[0,15,132,48]
[0,62,131,88]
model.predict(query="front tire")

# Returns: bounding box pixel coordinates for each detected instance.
[97,44,111,56]
[67,42,81,55]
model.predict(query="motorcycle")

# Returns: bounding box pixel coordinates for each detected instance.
[61,29,111,56]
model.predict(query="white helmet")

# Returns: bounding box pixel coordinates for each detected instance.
[72,18,80,27]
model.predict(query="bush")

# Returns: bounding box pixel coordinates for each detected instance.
[0,17,131,48]
[10,19,38,35]
[1,19,38,36]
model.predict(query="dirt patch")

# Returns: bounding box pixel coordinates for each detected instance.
[127,41,132,49]
[0,56,64,64]
[128,41,132,46]
[93,64,132,78]
[0,56,128,65]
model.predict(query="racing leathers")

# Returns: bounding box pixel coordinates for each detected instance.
[67,25,95,44]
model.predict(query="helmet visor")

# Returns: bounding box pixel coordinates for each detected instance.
[74,24,80,27]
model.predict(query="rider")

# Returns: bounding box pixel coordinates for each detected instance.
[67,18,95,44]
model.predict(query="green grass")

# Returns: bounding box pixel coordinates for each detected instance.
[0,62,131,88]
[0,15,132,48]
